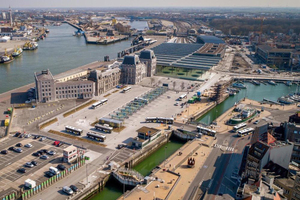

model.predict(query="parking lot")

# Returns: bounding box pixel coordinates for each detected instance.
[43,84,197,149]
[0,135,74,195]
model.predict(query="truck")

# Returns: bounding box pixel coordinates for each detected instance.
[25,179,36,189]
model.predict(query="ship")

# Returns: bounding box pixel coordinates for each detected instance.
[278,96,294,105]
[0,49,13,64]
[232,82,247,89]
[229,108,257,125]
[23,42,38,50]
[267,80,277,85]
[12,47,23,57]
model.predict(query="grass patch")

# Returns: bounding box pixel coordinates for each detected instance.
[191,74,200,77]
[104,93,111,97]
[48,129,106,147]
[39,118,58,130]
[163,71,171,74]
[112,90,119,93]
[91,120,98,126]
[63,100,97,118]
[113,126,126,133]
[177,73,185,75]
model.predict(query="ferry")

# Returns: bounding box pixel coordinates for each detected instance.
[232,82,247,89]
[267,80,276,85]
[12,47,23,57]
[229,108,257,125]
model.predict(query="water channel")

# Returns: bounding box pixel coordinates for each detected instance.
[91,138,185,200]
[197,82,298,124]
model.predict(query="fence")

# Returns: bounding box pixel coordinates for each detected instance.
[2,159,86,200]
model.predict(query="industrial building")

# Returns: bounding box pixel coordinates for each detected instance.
[256,45,293,69]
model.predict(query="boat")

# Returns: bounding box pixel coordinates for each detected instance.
[12,47,23,57]
[45,29,50,33]
[278,96,294,105]
[267,80,276,85]
[23,42,38,50]
[229,108,257,125]
[0,49,13,64]
[232,82,247,89]
[285,81,292,86]
[229,91,236,96]
[252,80,260,85]
[289,95,300,102]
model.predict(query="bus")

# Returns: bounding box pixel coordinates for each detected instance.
[95,124,113,133]
[233,123,247,132]
[196,126,216,136]
[92,99,108,109]
[65,126,83,135]
[178,94,187,101]
[122,87,132,93]
[134,97,149,104]
[237,127,254,137]
[145,117,174,124]
[87,132,106,142]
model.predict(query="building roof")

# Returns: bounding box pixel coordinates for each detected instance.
[258,45,293,53]
[139,49,155,60]
[136,126,160,136]
[34,69,54,81]
[263,161,288,178]
[63,145,77,152]
[99,117,123,124]
[122,55,140,65]
[197,35,225,44]
[248,141,270,160]
[195,43,226,56]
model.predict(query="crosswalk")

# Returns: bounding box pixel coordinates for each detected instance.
[213,143,235,152]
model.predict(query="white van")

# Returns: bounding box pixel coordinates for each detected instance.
[62,186,73,195]
[49,166,59,175]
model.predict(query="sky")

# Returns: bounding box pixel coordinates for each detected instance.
[1,0,300,8]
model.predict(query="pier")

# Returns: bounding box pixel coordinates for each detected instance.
[62,21,83,31]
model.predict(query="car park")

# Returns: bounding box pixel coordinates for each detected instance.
[14,148,22,153]
[62,186,73,195]
[16,143,23,147]
[17,168,26,173]
[40,155,49,160]
[25,162,34,168]
[70,185,79,192]
[25,143,33,148]
[31,161,37,166]
[1,150,8,154]
[47,150,56,155]
[57,164,66,170]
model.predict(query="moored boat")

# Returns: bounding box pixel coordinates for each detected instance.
[285,81,292,86]
[278,96,294,105]
[267,80,276,85]
[232,82,247,89]
[229,108,257,125]
[252,80,260,85]
[12,47,23,57]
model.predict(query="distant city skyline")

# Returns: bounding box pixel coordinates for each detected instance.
[1,0,300,9]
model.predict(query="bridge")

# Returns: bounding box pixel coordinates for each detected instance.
[62,21,83,31]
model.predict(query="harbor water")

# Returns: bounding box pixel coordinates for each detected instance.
[197,82,298,124]
[0,23,132,94]
[91,138,184,200]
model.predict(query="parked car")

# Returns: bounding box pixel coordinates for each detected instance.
[14,132,21,137]
[174,102,179,106]
[25,143,33,148]
[17,168,26,173]
[1,150,8,154]
[62,186,73,195]
[16,143,23,147]
[25,162,34,168]
[40,155,49,160]
[47,150,56,155]
[117,144,127,149]
[14,148,22,153]
[8,147,15,151]
[25,134,31,138]
[31,161,37,166]
[253,120,259,125]
[37,150,45,155]
[57,164,66,171]
[53,141,60,146]
[32,152,41,157]
[19,134,25,138]
[39,137,46,141]
[33,135,40,139]
[45,171,55,178]
[70,185,79,192]
[57,142,63,147]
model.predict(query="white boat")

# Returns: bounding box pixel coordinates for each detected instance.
[232,82,247,89]
[0,55,13,64]
[267,80,276,85]
[12,47,23,57]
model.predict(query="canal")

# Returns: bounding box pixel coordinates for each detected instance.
[91,137,185,200]
[197,82,298,124]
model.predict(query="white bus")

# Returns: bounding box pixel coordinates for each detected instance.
[178,94,187,101]
[233,123,247,132]
[237,127,254,137]
[122,87,132,93]
[134,97,149,104]
[95,124,113,133]
[196,126,216,136]
[92,99,108,109]
[87,132,106,142]
[65,126,83,135]
[145,117,174,124]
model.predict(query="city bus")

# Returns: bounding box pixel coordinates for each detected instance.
[237,127,254,137]
[65,126,83,136]
[178,94,187,101]
[95,124,113,133]
[196,126,216,136]
[134,97,149,104]
[87,132,106,142]
[122,87,132,93]
[233,123,247,132]
[92,99,108,109]
[145,117,174,124]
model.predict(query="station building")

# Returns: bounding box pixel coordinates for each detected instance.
[120,55,147,84]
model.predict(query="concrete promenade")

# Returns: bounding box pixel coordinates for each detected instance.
[119,137,216,200]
